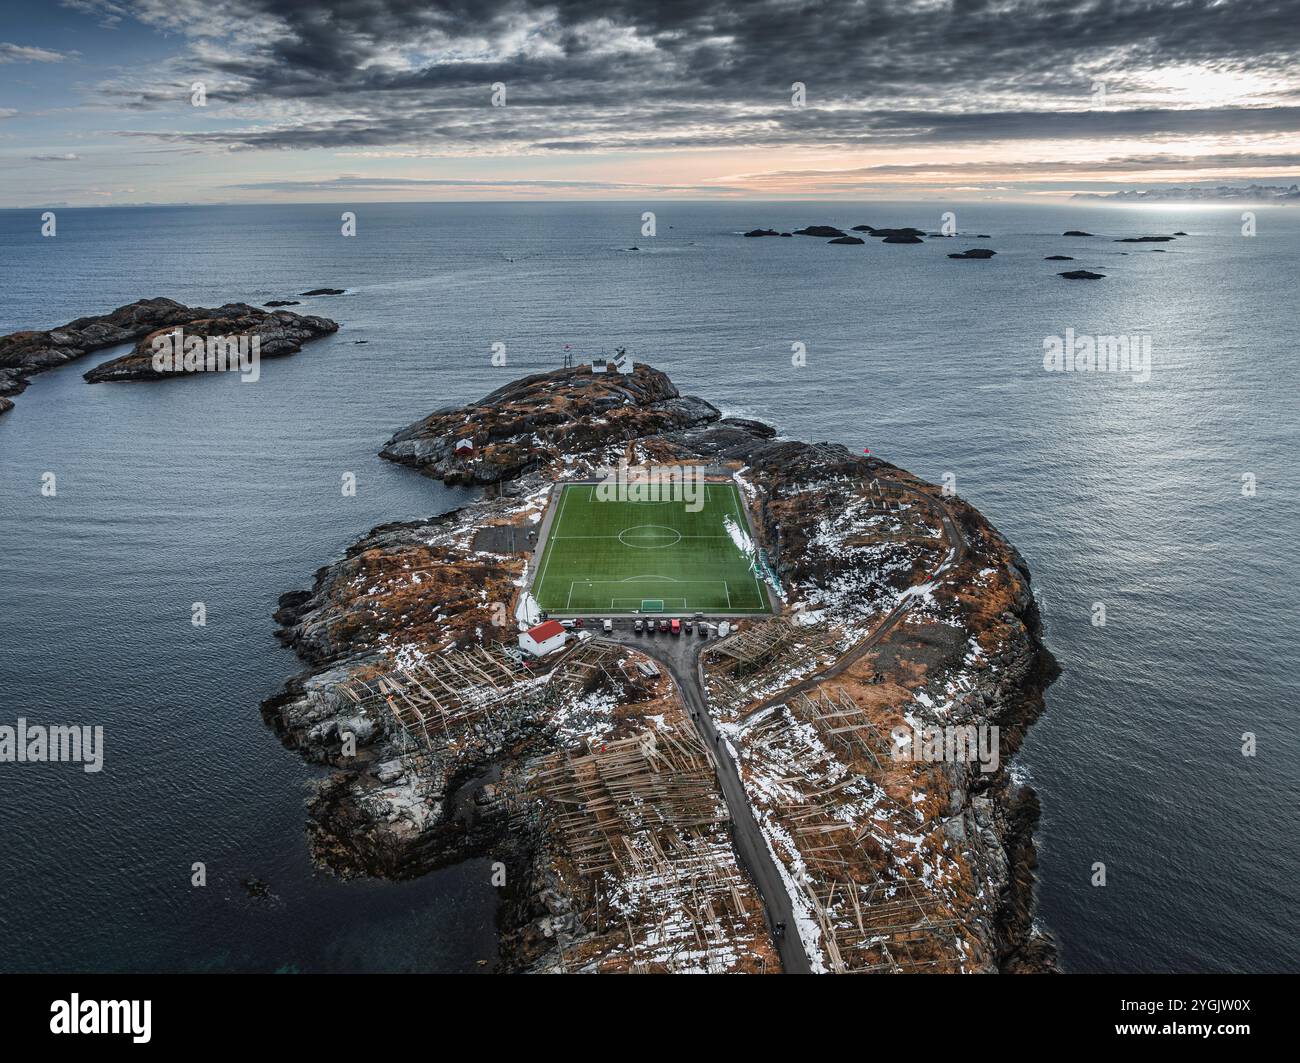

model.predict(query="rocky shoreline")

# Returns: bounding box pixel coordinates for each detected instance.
[0,297,337,411]
[265,363,1060,973]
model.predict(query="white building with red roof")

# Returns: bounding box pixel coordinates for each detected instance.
[518,619,567,657]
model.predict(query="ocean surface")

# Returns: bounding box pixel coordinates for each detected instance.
[0,201,1295,973]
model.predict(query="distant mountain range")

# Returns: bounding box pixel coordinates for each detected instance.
[1073,184,1300,204]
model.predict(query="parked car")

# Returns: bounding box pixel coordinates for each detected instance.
[634,618,643,633]
[559,619,576,629]
[684,620,694,634]
[698,623,709,638]
[602,618,613,633]
[573,618,584,627]
[658,618,670,633]
[670,618,681,636]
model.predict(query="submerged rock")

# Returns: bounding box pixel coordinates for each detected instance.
[241,876,273,900]
[948,248,997,259]
[1062,230,1094,236]
[1044,255,1074,261]
[1115,235,1175,243]
[743,228,780,237]
[828,235,865,244]
[1059,269,1106,279]
[299,287,347,296]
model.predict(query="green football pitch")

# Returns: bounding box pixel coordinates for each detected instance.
[530,482,772,614]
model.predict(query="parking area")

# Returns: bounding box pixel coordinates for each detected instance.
[546,613,745,641]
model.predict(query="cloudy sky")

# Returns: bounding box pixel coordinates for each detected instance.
[2,0,1298,206]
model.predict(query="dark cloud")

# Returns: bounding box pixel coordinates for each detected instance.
[82,0,1300,155]
[222,174,749,194]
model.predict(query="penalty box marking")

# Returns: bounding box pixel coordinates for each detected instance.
[568,577,737,611]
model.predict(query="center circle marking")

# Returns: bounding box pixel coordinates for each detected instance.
[619,525,682,549]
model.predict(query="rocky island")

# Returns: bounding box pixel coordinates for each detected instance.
[266,362,1059,974]
[84,303,337,383]
[0,297,337,411]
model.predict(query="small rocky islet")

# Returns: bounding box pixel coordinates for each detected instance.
[0,296,338,413]
[740,222,1188,278]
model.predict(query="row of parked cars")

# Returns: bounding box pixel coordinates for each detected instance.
[545,615,735,638]
[633,616,710,637]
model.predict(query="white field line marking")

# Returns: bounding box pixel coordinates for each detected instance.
[609,598,687,609]
[571,576,728,601]
[573,578,728,611]
[723,483,768,608]
[533,485,572,601]
[553,534,730,539]
[608,577,730,588]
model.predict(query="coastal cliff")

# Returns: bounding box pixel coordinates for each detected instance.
[266,363,1059,973]
[0,298,337,411]
[380,364,721,484]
